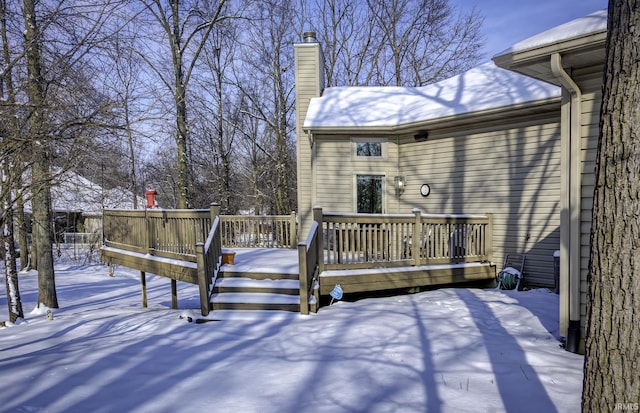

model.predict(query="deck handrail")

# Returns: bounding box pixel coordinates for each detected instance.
[196,214,222,316]
[317,207,493,270]
[298,219,321,315]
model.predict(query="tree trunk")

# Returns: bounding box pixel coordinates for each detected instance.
[171,0,190,209]
[582,1,640,410]
[174,83,191,209]
[1,0,29,271]
[16,191,30,270]
[23,0,58,308]
[125,104,139,209]
[214,47,231,213]
[2,198,24,322]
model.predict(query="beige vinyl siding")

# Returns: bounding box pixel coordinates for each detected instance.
[309,111,561,286]
[294,43,324,236]
[572,66,603,326]
[398,115,562,286]
[314,136,400,213]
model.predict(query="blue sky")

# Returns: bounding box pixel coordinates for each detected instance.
[451,0,608,59]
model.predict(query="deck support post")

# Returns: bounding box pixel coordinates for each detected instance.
[171,279,177,309]
[196,243,210,316]
[298,242,309,315]
[209,203,220,222]
[485,213,493,263]
[140,271,147,308]
[290,211,297,247]
[313,206,324,272]
[412,209,422,266]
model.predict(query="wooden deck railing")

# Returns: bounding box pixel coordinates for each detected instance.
[315,207,493,271]
[102,208,298,256]
[220,212,297,248]
[102,205,492,314]
[101,204,295,315]
[102,204,222,315]
[102,208,212,261]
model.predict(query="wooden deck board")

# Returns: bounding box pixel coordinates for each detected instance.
[101,245,496,304]
[101,246,198,284]
[319,262,496,294]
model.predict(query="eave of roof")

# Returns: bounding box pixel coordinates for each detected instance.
[493,10,607,84]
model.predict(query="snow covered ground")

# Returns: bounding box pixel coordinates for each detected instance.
[1,258,584,413]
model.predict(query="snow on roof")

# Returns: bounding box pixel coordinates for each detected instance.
[495,9,607,57]
[24,169,140,215]
[303,62,560,130]
[51,170,139,214]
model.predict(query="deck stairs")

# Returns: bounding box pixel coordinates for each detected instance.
[211,267,303,312]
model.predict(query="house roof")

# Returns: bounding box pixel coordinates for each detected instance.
[25,169,140,215]
[495,9,607,57]
[303,62,560,132]
[493,10,607,85]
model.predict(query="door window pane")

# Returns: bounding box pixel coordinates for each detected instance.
[357,175,383,213]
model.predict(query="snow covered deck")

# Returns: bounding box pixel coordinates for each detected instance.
[222,248,496,296]
[101,208,497,313]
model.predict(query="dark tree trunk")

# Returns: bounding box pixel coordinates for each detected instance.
[23,0,58,308]
[171,1,191,210]
[582,1,640,410]
[16,193,30,270]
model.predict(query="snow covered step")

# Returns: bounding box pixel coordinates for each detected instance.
[218,269,299,280]
[211,251,304,312]
[211,292,301,312]
[214,277,300,295]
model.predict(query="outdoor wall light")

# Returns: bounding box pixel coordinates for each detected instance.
[394,176,406,196]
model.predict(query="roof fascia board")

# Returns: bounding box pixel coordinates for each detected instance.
[494,31,607,68]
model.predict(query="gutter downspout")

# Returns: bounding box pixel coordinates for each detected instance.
[550,52,582,354]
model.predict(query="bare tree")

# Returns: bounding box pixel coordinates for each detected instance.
[235,0,297,214]
[1,0,30,276]
[22,0,59,308]
[0,160,23,322]
[313,0,484,86]
[313,0,384,86]
[92,20,164,209]
[0,0,24,322]
[582,1,640,410]
[14,0,131,307]
[235,109,273,214]
[139,0,235,208]
[189,23,241,211]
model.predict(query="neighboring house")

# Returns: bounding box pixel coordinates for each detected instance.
[295,9,607,353]
[24,169,140,240]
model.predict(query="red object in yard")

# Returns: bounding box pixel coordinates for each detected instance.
[145,189,158,208]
